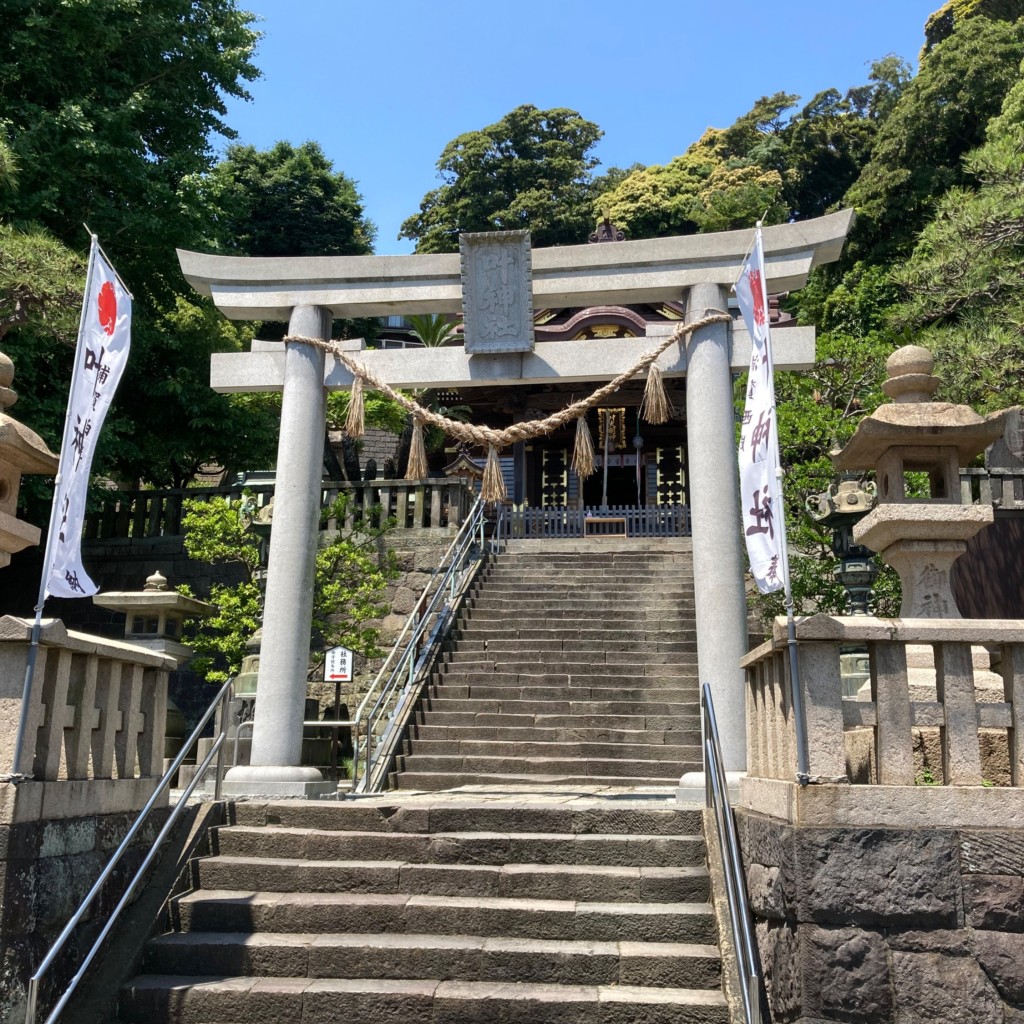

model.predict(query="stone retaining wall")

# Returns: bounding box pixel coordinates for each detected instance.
[308,528,456,714]
[737,809,1024,1023]
[0,789,169,1023]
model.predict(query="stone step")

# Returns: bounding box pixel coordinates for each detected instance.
[427,685,698,704]
[394,770,687,790]
[121,975,728,1023]
[395,754,699,780]
[143,931,722,990]
[420,697,699,717]
[447,639,698,655]
[473,584,695,596]
[435,671,698,690]
[227,801,704,837]
[449,628,698,642]
[440,655,699,672]
[194,856,708,904]
[418,712,700,732]
[460,605,693,620]
[411,724,701,747]
[465,598,696,613]
[404,739,701,763]
[174,890,714,940]
[214,827,706,867]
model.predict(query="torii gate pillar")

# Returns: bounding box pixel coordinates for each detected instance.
[223,305,336,797]
[686,284,748,770]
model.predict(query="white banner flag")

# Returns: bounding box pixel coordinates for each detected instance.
[46,240,131,599]
[736,226,784,593]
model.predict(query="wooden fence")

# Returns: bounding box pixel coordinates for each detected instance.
[960,467,1024,508]
[496,504,690,540]
[83,479,478,540]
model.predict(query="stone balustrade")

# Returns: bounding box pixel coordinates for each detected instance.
[0,616,174,817]
[741,614,1024,787]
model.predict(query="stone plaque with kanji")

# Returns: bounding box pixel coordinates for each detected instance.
[460,230,534,354]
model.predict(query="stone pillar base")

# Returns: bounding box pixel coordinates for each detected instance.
[222,764,336,799]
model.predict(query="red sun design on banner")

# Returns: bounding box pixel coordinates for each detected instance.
[748,269,766,327]
[97,281,117,336]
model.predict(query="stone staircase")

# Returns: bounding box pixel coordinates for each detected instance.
[394,543,702,789]
[119,796,728,1023]
[116,541,728,1023]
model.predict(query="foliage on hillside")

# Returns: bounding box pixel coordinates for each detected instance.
[180,494,397,683]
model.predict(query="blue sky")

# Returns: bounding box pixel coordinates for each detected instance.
[221,0,941,254]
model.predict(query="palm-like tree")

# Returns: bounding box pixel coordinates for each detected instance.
[407,313,460,348]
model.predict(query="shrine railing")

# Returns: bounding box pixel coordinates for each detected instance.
[959,467,1024,508]
[82,479,477,540]
[0,616,174,809]
[496,504,690,540]
[742,614,1024,786]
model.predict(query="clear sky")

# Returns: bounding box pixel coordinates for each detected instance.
[221,0,941,255]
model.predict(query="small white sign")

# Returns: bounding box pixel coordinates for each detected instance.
[324,645,353,682]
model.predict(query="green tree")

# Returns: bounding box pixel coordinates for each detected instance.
[922,0,1024,54]
[406,314,459,348]
[598,65,909,240]
[890,64,1024,411]
[0,1,276,496]
[0,0,260,293]
[201,141,375,257]
[180,493,398,683]
[845,12,1024,260]
[399,105,603,252]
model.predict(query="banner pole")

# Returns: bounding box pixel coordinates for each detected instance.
[755,224,810,786]
[6,235,99,781]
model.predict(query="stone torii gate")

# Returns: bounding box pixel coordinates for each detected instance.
[178,209,854,795]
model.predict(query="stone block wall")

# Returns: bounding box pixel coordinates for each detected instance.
[737,809,1024,1023]
[307,528,457,714]
[0,797,169,1023]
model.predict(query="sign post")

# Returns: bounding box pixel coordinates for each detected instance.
[323,646,353,776]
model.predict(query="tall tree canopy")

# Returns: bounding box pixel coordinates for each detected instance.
[399,105,603,252]
[845,11,1024,260]
[202,141,376,257]
[0,0,261,299]
[597,63,911,241]
[889,64,1024,412]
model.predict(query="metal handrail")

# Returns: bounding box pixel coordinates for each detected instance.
[299,494,487,793]
[701,682,761,1024]
[25,677,235,1024]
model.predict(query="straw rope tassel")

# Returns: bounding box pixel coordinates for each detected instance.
[641,364,673,425]
[406,418,429,480]
[571,414,596,479]
[284,312,728,450]
[345,374,365,438]
[481,445,507,503]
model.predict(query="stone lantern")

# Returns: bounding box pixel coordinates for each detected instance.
[806,473,878,616]
[93,570,214,663]
[832,346,1007,618]
[94,571,215,765]
[0,352,59,568]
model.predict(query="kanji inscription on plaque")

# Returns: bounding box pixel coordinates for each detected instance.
[460,230,534,354]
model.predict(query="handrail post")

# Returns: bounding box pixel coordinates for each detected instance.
[213,682,232,801]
